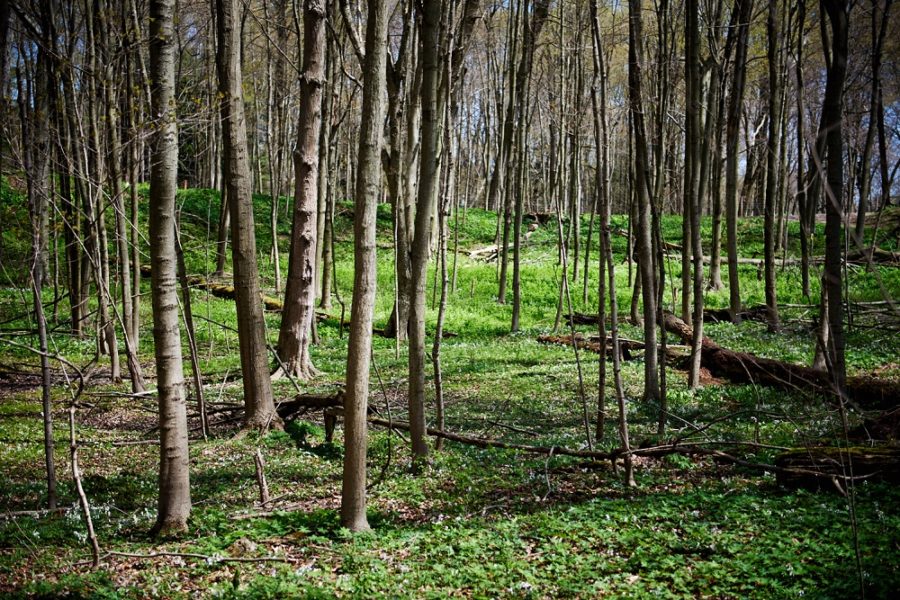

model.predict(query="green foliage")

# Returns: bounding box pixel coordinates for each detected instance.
[1,188,898,597]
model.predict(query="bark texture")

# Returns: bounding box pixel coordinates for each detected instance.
[215,0,278,431]
[277,0,327,381]
[148,0,191,535]
[340,0,389,533]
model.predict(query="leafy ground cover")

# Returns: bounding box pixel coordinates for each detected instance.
[1,187,898,597]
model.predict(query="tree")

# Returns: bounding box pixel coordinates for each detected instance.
[215,0,279,431]
[20,2,57,510]
[148,0,191,535]
[820,0,851,397]
[685,0,704,388]
[406,0,449,460]
[341,0,389,533]
[628,0,659,405]
[276,0,326,381]
[510,0,552,331]
[853,0,892,241]
[725,0,754,323]
[763,0,783,331]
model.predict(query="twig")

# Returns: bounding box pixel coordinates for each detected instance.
[104,550,292,564]
[485,419,540,437]
[69,407,101,568]
[254,448,270,505]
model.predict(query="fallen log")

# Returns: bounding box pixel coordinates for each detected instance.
[369,416,622,460]
[366,418,879,485]
[537,333,688,363]
[852,408,900,441]
[275,391,345,420]
[140,265,285,312]
[569,305,770,326]
[702,305,770,324]
[662,311,900,410]
[775,446,900,491]
[846,246,900,266]
[538,333,634,360]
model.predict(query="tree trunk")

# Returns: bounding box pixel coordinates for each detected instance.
[763,0,782,332]
[628,0,659,404]
[21,19,57,508]
[276,0,326,381]
[407,0,450,460]
[794,0,811,298]
[725,0,754,322]
[853,0,891,241]
[685,0,704,388]
[215,0,279,431]
[148,0,191,536]
[340,0,389,533]
[820,0,850,398]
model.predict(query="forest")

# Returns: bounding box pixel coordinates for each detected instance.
[1,0,899,597]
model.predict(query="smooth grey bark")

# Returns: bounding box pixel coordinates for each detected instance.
[148,0,191,536]
[215,0,279,431]
[277,0,326,381]
[340,0,389,533]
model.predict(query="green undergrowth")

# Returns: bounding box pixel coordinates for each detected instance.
[1,185,899,597]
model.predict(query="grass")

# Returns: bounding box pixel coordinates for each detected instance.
[1,183,899,597]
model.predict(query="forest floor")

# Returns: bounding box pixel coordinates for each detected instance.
[1,189,899,598]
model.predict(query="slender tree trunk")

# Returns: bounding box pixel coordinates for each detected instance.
[853,0,891,241]
[340,0,389,533]
[214,179,230,276]
[589,0,610,441]
[820,0,850,397]
[382,3,414,340]
[407,0,449,460]
[726,0,754,322]
[99,0,145,393]
[763,0,782,331]
[215,0,279,431]
[277,0,326,380]
[685,0,703,387]
[22,24,57,509]
[628,0,659,404]
[708,11,731,293]
[148,0,191,536]
[794,0,812,298]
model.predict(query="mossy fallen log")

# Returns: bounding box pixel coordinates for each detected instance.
[775,446,900,490]
[662,311,900,410]
[140,265,285,312]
